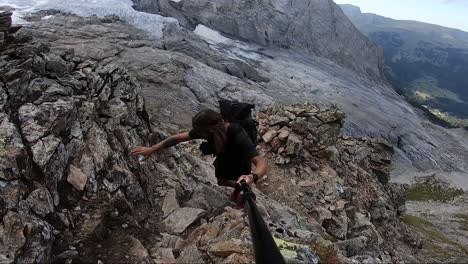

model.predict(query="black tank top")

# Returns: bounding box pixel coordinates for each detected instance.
[214,123,259,181]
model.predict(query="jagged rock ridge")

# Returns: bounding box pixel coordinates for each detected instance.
[0,29,162,263]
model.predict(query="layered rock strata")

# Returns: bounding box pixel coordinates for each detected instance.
[132,0,385,82]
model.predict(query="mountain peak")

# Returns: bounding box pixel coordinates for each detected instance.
[339,4,362,15]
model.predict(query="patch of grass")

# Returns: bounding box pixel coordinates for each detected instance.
[425,106,468,127]
[424,241,458,257]
[401,77,468,127]
[402,215,451,243]
[407,175,464,202]
[409,77,463,103]
[309,238,339,264]
[414,90,434,100]
[403,214,468,257]
[453,214,468,232]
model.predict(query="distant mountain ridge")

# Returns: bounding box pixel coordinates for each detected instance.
[340,4,468,127]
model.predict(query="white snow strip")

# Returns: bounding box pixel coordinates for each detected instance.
[0,0,180,39]
[193,24,232,44]
[193,24,262,61]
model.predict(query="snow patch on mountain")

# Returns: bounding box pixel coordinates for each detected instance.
[0,0,179,38]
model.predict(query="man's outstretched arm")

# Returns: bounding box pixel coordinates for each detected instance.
[131,132,191,161]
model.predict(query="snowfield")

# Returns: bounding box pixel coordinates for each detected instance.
[0,0,179,39]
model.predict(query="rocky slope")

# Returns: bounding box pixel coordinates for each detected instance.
[0,1,467,263]
[0,27,434,263]
[8,0,468,187]
[340,4,468,127]
[129,0,468,187]
[0,26,160,263]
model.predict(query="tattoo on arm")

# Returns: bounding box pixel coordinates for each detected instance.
[161,136,180,148]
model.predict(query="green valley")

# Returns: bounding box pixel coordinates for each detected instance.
[341,4,468,127]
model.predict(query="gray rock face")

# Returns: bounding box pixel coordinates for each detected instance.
[163,207,205,234]
[162,189,180,217]
[336,236,368,257]
[322,211,348,240]
[183,184,231,213]
[0,27,160,262]
[387,183,409,216]
[133,0,385,81]
[67,164,88,191]
[177,244,203,263]
[0,181,26,208]
[30,135,61,169]
[18,100,75,143]
[369,198,390,221]
[25,187,55,217]
[258,104,345,163]
[0,116,30,180]
[128,236,150,260]
[0,211,54,264]
[254,104,428,260]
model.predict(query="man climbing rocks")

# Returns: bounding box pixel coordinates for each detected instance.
[131,108,267,205]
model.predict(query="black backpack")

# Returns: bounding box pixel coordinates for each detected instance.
[219,99,258,146]
[199,99,258,155]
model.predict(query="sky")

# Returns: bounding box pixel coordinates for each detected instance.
[334,0,468,32]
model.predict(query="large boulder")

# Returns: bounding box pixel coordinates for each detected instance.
[0,117,30,180]
[0,212,54,264]
[184,184,231,213]
[163,207,205,234]
[24,187,55,217]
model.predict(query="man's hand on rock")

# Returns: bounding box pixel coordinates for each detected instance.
[131,146,154,161]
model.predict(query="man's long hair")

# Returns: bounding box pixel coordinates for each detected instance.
[192,109,227,154]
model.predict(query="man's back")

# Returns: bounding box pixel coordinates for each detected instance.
[214,123,259,181]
